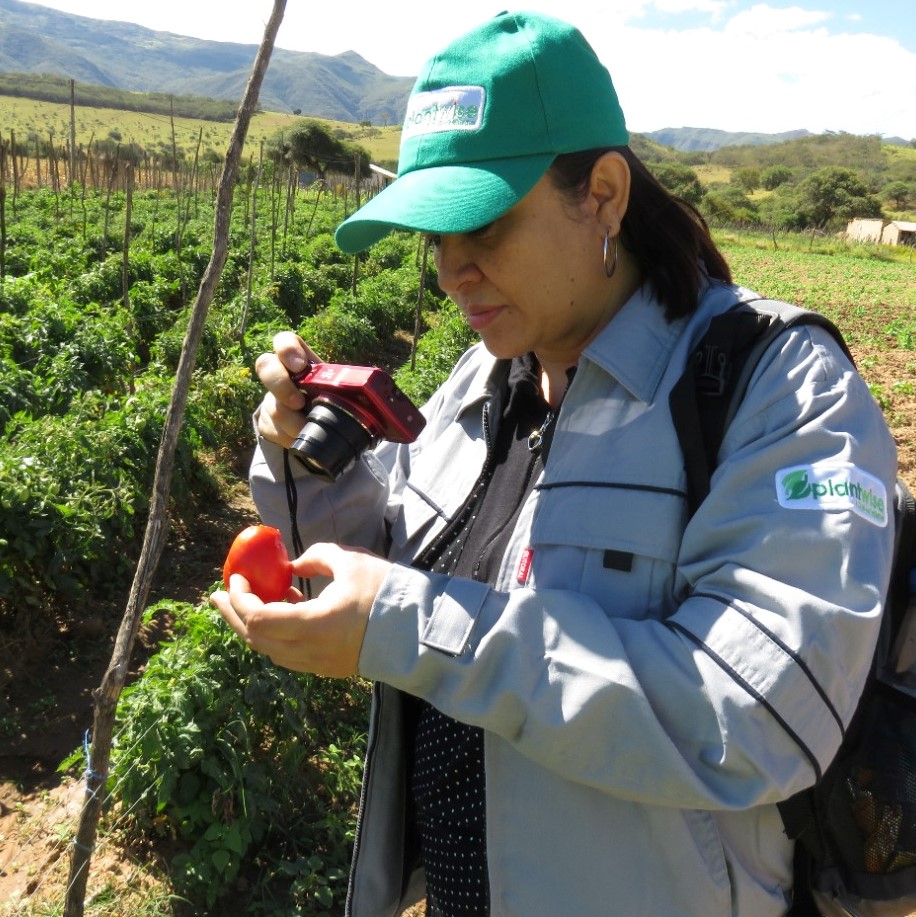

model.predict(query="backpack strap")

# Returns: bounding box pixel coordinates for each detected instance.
[669,298,854,517]
[669,298,863,914]
[888,480,916,639]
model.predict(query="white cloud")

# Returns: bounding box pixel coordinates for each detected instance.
[652,0,728,16]
[583,4,916,137]
[24,0,916,138]
[724,3,831,37]
[650,0,729,14]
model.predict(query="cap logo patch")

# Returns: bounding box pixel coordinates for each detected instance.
[776,462,888,527]
[402,86,485,139]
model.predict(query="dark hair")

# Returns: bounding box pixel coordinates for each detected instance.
[549,148,731,321]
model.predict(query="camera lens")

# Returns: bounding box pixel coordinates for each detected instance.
[289,402,374,482]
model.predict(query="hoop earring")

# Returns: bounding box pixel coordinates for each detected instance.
[603,231,618,279]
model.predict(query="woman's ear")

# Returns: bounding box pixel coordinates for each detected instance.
[589,152,631,237]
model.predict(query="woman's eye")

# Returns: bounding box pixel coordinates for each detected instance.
[427,234,442,247]
[469,222,494,239]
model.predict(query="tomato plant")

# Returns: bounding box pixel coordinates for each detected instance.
[222,525,292,603]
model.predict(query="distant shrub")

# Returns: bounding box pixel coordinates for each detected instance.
[350,268,418,338]
[761,165,793,190]
[395,299,477,405]
[298,294,377,364]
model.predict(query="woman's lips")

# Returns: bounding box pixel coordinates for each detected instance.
[465,306,504,332]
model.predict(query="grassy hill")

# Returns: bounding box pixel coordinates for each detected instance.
[0,91,402,167]
[0,78,910,198]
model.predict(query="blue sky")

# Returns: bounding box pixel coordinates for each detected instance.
[20,0,916,139]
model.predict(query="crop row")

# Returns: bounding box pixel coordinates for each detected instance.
[3,180,913,913]
[0,184,458,628]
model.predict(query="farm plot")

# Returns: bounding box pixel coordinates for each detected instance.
[0,203,913,915]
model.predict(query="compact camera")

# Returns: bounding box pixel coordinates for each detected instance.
[289,362,426,482]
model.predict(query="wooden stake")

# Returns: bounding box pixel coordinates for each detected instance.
[69,79,77,187]
[62,3,288,914]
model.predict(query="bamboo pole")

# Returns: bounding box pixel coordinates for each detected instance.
[412,236,431,370]
[34,134,42,190]
[69,78,76,187]
[122,163,133,311]
[239,142,263,347]
[0,139,7,281]
[62,3,288,914]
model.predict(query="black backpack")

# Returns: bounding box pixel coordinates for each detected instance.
[670,299,916,916]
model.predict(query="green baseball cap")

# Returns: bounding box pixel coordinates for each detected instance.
[334,11,628,254]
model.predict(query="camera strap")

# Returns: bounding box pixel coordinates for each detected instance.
[282,448,312,600]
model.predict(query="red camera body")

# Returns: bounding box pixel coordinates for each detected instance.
[290,363,426,444]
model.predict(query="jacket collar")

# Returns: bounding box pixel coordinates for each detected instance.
[583,282,690,405]
[451,278,703,415]
[453,343,506,420]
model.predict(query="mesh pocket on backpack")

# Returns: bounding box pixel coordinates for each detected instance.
[821,682,916,900]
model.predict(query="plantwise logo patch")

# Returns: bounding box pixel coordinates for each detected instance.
[402,86,486,139]
[776,462,888,527]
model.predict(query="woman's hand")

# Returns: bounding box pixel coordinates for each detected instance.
[253,331,321,448]
[210,542,392,677]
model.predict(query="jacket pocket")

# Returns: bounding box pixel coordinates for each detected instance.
[531,484,686,620]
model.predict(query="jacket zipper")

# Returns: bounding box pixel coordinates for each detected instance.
[413,401,495,570]
[346,403,495,913]
[344,680,383,914]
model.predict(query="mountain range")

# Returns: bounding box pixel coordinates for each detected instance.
[0,0,907,151]
[0,0,414,125]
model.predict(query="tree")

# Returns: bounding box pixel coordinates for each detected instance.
[731,167,760,193]
[701,185,759,224]
[649,162,705,206]
[792,166,882,229]
[276,120,371,177]
[881,180,912,210]
[761,165,792,190]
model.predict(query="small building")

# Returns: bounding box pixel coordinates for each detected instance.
[845,218,885,243]
[845,218,916,246]
[881,220,916,246]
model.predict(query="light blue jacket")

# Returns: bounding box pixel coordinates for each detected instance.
[250,280,897,916]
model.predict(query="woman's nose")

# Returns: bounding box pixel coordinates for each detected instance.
[433,236,482,296]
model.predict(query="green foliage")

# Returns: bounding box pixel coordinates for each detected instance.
[794,166,884,229]
[273,120,371,178]
[0,386,167,609]
[350,266,421,338]
[271,264,322,321]
[185,363,263,453]
[701,185,759,225]
[395,299,477,405]
[108,600,369,912]
[731,167,761,192]
[757,166,884,231]
[0,183,445,626]
[710,133,891,185]
[297,264,347,313]
[881,180,912,209]
[0,72,238,122]
[149,308,223,373]
[298,294,378,364]
[760,164,793,190]
[647,161,705,205]
[0,291,138,424]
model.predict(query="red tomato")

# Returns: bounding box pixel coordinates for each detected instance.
[222,525,292,603]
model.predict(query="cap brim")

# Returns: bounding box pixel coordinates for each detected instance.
[335,154,553,254]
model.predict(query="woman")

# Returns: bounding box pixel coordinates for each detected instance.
[212,11,897,916]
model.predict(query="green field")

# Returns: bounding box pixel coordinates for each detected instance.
[0,163,913,916]
[0,93,403,165]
